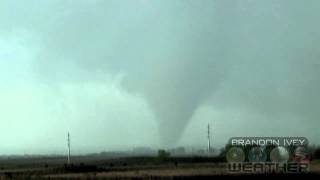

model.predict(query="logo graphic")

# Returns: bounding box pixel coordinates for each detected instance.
[226,147,245,163]
[270,146,289,163]
[226,137,310,173]
[248,147,267,162]
[293,146,310,163]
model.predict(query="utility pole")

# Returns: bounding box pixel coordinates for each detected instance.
[67,132,71,165]
[207,123,211,156]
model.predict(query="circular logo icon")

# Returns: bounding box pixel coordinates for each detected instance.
[293,146,310,163]
[248,147,267,162]
[270,146,289,162]
[226,147,245,163]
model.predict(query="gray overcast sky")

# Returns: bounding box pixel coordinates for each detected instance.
[0,0,319,154]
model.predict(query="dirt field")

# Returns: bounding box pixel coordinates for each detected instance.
[0,157,319,179]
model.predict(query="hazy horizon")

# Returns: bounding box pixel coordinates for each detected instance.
[0,0,320,155]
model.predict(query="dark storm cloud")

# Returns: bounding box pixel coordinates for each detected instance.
[34,0,320,144]
[31,0,232,145]
[1,0,319,150]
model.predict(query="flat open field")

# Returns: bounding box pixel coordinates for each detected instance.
[0,156,319,179]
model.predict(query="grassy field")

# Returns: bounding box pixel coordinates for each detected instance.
[0,156,319,179]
